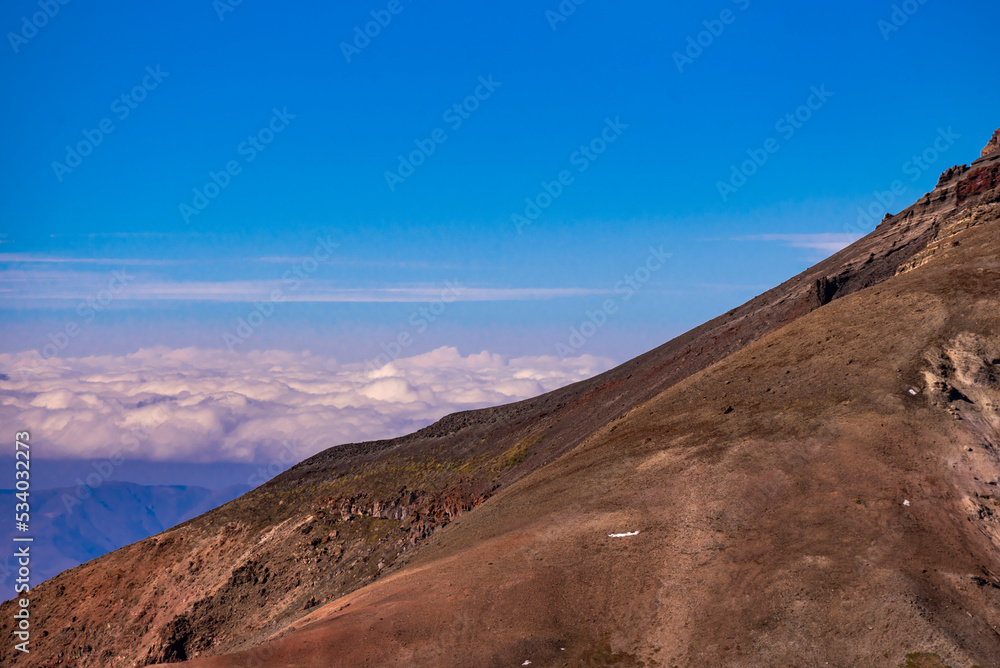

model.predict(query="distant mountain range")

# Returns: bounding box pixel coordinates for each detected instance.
[0,481,249,592]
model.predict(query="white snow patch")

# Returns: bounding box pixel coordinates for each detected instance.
[608,531,640,538]
[903,500,910,507]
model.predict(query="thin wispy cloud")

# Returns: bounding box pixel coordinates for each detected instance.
[1,252,446,270]
[733,233,864,254]
[0,272,619,304]
[693,282,773,292]
[0,253,183,266]
[39,232,173,239]
[246,256,452,269]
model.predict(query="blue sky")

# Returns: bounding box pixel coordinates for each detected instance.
[2,0,998,365]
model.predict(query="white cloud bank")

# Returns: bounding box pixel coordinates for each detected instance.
[0,347,614,464]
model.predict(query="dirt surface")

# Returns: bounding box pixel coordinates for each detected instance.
[2,138,999,668]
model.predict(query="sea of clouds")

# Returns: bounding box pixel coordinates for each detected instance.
[0,347,613,463]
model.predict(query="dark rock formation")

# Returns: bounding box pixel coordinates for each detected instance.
[937,164,969,186]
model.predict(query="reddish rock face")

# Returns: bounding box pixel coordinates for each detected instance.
[983,128,1000,158]
[957,163,1000,202]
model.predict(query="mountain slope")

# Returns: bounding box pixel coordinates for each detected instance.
[0,482,250,592]
[2,134,998,667]
[171,196,1000,667]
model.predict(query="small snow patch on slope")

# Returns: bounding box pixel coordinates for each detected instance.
[608,531,640,538]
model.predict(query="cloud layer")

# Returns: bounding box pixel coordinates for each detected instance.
[0,347,613,464]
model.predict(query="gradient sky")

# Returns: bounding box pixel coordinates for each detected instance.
[1,2,999,479]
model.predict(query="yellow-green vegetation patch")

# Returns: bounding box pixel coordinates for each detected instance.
[457,452,490,473]
[496,435,541,470]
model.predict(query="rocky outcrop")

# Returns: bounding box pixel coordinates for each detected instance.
[813,275,843,307]
[328,486,495,545]
[957,163,1000,202]
[937,163,969,186]
[894,133,1000,277]
[983,128,1000,158]
[138,484,494,665]
[923,333,1000,555]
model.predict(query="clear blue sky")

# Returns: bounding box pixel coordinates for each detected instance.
[2,0,998,364]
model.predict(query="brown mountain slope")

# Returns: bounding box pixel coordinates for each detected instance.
[2,135,998,667]
[173,168,1000,666]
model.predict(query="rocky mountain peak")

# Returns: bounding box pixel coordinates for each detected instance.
[983,127,1000,158]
